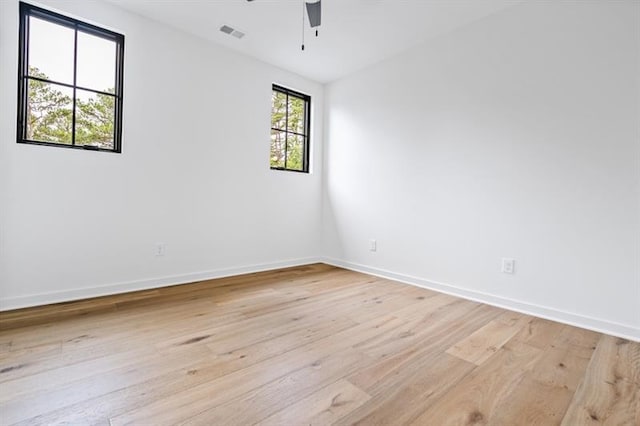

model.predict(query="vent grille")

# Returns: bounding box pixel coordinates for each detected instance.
[220,25,245,39]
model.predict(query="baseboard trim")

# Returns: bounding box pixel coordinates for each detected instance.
[0,257,322,311]
[322,257,640,342]
[4,256,638,342]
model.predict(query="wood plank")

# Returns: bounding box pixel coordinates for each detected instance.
[489,326,599,424]
[492,376,574,425]
[255,379,371,426]
[348,303,498,393]
[179,350,368,425]
[410,341,544,425]
[445,311,530,365]
[0,345,213,424]
[511,317,566,349]
[341,354,475,425]
[554,326,602,360]
[561,335,640,425]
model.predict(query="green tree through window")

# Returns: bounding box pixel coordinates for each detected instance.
[270,85,310,172]
[27,67,115,148]
[17,3,124,152]
[26,67,73,144]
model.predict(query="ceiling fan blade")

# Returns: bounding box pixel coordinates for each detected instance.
[306,0,321,28]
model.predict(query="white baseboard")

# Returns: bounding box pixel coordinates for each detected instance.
[4,256,638,342]
[0,257,322,311]
[322,257,640,342]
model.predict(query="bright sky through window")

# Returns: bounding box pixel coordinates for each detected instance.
[29,16,117,103]
[17,2,124,152]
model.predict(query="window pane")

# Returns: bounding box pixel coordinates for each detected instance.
[286,134,305,171]
[77,31,116,93]
[271,91,287,130]
[26,79,73,144]
[75,89,115,149]
[287,96,306,134]
[270,130,286,168]
[28,16,74,84]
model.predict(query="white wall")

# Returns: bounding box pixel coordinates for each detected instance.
[0,0,324,309]
[323,0,640,339]
[1,0,638,341]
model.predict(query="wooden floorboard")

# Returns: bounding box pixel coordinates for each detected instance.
[0,263,638,425]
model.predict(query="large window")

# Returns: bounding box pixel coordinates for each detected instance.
[270,85,310,173]
[17,2,125,152]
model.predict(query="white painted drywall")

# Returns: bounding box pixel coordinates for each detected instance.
[1,0,638,341]
[0,0,324,309]
[323,0,640,337]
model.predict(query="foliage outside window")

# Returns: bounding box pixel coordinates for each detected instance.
[17,2,125,152]
[270,85,311,173]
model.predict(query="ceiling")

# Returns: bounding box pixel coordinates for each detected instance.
[105,0,519,83]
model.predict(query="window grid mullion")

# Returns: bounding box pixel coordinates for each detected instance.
[271,128,307,138]
[304,97,309,171]
[21,14,31,141]
[71,24,78,146]
[24,75,118,98]
[284,93,289,169]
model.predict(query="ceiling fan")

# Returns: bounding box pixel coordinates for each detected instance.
[247,0,322,51]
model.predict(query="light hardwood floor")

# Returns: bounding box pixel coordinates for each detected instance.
[0,264,638,425]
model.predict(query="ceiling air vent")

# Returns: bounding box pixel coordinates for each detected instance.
[220,25,245,39]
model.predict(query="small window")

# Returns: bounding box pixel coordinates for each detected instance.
[16,2,125,152]
[270,85,310,173]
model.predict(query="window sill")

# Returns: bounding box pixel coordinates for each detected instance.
[18,139,121,153]
[270,167,309,174]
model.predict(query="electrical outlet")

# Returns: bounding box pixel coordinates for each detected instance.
[369,239,377,252]
[156,243,166,257]
[502,258,515,274]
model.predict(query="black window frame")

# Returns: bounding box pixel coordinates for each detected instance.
[16,2,125,153]
[270,84,311,173]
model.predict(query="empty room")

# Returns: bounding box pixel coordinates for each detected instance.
[0,0,638,424]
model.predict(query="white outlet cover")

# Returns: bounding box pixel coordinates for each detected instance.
[501,258,515,274]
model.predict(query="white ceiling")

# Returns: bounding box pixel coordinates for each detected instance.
[105,0,519,83]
